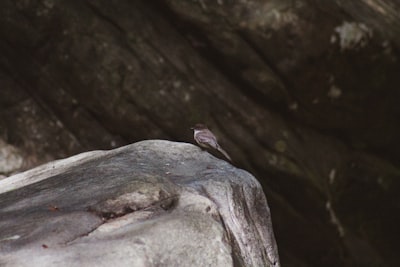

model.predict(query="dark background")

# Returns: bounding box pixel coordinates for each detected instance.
[1,1,399,266]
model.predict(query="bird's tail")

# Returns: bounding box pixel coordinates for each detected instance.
[217,146,232,162]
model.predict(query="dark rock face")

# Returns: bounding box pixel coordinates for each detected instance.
[0,140,279,267]
[0,1,399,266]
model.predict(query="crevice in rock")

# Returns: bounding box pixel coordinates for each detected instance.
[84,1,125,34]
[87,194,179,222]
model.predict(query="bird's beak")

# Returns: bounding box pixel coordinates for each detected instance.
[190,127,194,130]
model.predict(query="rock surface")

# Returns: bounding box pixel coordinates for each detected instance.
[1,1,399,266]
[0,140,279,267]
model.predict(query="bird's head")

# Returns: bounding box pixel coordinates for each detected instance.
[190,123,208,130]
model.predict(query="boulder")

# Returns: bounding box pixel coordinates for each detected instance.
[0,140,279,267]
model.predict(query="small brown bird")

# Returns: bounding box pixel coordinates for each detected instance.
[191,123,232,161]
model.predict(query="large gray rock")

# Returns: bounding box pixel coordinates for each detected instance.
[0,140,279,267]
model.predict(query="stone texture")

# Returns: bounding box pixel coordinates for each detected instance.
[0,1,399,266]
[0,140,279,267]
